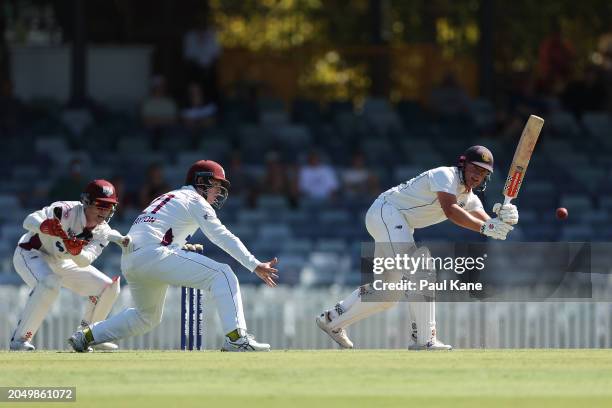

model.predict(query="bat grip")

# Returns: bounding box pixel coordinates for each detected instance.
[503,196,512,205]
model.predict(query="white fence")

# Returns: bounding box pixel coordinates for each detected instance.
[1,285,611,350]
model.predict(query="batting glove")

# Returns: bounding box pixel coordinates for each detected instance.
[492,203,519,225]
[480,218,514,240]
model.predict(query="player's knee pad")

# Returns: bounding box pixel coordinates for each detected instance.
[86,276,121,323]
[329,295,397,331]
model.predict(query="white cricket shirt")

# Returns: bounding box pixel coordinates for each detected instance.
[380,166,484,229]
[128,186,260,272]
[19,201,111,267]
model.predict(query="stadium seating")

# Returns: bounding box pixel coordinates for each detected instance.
[2,98,610,287]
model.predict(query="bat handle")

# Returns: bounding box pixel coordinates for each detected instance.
[503,196,513,205]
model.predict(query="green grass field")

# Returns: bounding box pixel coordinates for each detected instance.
[1,350,612,408]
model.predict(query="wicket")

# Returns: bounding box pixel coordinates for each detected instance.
[180,286,204,350]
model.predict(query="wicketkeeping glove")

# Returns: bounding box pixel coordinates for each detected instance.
[480,218,514,240]
[492,203,519,225]
[40,218,69,239]
[63,237,87,255]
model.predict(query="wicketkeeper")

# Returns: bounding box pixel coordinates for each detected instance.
[10,180,128,351]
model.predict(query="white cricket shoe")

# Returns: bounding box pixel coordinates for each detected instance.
[93,342,119,351]
[221,333,270,352]
[316,311,354,349]
[67,329,93,353]
[9,339,36,351]
[408,338,453,351]
[75,324,116,351]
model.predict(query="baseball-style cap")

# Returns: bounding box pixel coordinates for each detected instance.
[83,179,118,206]
[463,145,494,172]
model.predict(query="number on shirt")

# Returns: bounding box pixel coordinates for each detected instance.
[144,194,176,214]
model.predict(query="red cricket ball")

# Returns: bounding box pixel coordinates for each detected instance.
[556,207,568,220]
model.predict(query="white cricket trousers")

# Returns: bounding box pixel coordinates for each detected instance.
[329,198,437,345]
[12,246,116,343]
[90,244,246,343]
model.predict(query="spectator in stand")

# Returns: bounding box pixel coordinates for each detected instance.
[141,75,177,129]
[595,33,612,113]
[341,151,379,198]
[261,151,299,208]
[298,151,339,201]
[500,73,548,141]
[537,22,575,95]
[0,79,24,134]
[109,175,136,223]
[181,81,217,129]
[561,65,607,119]
[48,158,87,202]
[183,17,221,102]
[227,151,258,209]
[428,73,471,119]
[139,163,170,208]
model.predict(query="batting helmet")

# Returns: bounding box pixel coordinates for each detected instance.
[80,179,118,221]
[458,146,494,192]
[185,160,230,208]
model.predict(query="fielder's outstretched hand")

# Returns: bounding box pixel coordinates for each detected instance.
[255,257,279,287]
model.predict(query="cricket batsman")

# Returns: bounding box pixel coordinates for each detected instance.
[10,180,127,351]
[68,160,279,352]
[316,146,518,350]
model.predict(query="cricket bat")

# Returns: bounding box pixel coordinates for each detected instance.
[502,115,544,205]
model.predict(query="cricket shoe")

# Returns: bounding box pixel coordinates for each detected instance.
[93,342,119,351]
[67,328,93,353]
[221,333,270,352]
[316,311,353,349]
[9,339,36,351]
[408,338,453,351]
[77,324,117,351]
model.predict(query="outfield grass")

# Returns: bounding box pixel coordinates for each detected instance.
[1,350,612,408]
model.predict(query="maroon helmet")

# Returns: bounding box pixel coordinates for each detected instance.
[185,160,230,208]
[81,179,118,221]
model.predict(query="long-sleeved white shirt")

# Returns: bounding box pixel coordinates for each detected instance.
[19,201,112,267]
[128,186,260,272]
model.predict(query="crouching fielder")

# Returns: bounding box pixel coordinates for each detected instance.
[317,146,518,350]
[68,160,279,352]
[10,180,127,351]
